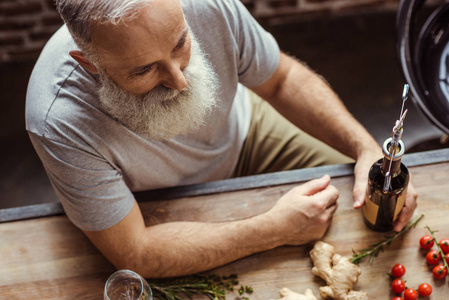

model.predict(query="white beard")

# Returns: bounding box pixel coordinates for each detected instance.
[97,33,219,141]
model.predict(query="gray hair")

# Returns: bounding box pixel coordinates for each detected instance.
[55,0,152,61]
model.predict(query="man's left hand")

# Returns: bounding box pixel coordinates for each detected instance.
[352,149,418,232]
[393,180,418,231]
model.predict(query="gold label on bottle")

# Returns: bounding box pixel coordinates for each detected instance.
[393,188,408,221]
[363,193,379,225]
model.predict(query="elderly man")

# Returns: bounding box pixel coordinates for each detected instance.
[26,0,417,278]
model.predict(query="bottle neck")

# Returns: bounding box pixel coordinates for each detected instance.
[381,157,402,176]
[381,138,405,177]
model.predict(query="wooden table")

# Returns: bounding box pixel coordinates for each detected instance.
[1,149,449,299]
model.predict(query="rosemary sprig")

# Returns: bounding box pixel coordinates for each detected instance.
[149,274,252,300]
[351,214,424,265]
[425,225,449,275]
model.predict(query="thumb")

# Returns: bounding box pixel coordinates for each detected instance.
[353,171,367,208]
[297,174,331,196]
[353,149,380,208]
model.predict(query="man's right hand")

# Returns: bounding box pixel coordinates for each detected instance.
[268,174,339,246]
[82,174,339,278]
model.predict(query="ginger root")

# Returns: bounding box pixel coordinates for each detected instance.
[310,241,367,300]
[271,288,318,300]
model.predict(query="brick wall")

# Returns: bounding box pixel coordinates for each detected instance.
[0,0,63,62]
[243,0,399,19]
[0,0,443,63]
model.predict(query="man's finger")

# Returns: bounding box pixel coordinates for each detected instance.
[297,174,331,196]
[352,151,380,209]
[308,184,339,210]
[393,186,418,231]
[352,178,366,209]
[393,205,412,232]
[352,168,368,209]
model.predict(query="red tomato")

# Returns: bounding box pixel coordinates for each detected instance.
[420,235,434,250]
[432,265,448,279]
[417,283,432,297]
[445,253,449,264]
[391,279,405,294]
[439,239,449,254]
[426,250,441,265]
[392,298,404,300]
[403,288,418,300]
[391,264,406,278]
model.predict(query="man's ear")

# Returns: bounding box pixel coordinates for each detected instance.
[69,50,99,74]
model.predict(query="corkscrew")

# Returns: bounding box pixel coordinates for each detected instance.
[383,84,409,193]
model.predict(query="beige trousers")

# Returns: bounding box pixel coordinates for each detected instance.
[231,92,353,178]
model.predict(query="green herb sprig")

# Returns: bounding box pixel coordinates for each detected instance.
[351,214,424,265]
[425,225,449,275]
[149,274,252,300]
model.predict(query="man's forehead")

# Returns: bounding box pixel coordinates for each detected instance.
[91,0,186,65]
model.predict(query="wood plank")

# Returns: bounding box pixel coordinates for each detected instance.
[1,148,448,223]
[1,161,448,299]
[213,162,449,299]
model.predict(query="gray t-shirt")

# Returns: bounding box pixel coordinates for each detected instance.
[26,0,280,231]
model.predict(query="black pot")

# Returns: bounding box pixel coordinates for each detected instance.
[397,0,449,135]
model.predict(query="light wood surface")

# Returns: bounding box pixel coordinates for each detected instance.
[1,157,448,299]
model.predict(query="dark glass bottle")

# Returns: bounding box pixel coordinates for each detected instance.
[362,138,409,232]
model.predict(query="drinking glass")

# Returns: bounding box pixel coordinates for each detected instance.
[104,269,153,300]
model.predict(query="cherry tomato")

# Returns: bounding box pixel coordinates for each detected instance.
[432,265,448,279]
[445,252,449,264]
[391,279,405,294]
[417,283,432,297]
[391,264,406,278]
[392,298,404,300]
[403,288,418,300]
[420,235,434,250]
[439,239,449,254]
[426,250,441,265]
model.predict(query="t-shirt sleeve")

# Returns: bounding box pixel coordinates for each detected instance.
[28,132,135,231]
[230,0,280,87]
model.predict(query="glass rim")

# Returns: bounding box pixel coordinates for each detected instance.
[104,269,145,300]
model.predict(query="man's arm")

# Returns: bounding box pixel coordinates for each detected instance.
[83,175,338,278]
[250,52,417,231]
[251,52,380,166]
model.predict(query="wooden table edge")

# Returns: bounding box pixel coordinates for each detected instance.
[1,148,448,223]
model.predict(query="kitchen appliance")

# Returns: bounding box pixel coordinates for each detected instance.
[397,0,449,135]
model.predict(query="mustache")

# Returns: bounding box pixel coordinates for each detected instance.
[138,85,180,103]
[102,69,193,105]
[138,81,190,104]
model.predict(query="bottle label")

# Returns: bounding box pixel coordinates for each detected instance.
[393,187,408,221]
[363,192,379,225]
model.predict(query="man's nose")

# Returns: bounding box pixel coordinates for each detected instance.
[161,60,188,91]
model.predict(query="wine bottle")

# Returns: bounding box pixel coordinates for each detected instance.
[362,84,410,232]
[362,138,409,232]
